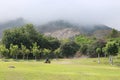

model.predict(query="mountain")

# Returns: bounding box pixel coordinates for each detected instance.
[38,20,79,33]
[0,18,26,38]
[37,20,112,39]
[0,19,112,39]
[44,28,80,39]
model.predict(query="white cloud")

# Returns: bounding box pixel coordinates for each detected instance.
[0,0,120,30]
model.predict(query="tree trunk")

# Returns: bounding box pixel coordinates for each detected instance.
[109,55,113,65]
[35,56,37,61]
[27,54,28,60]
[23,55,25,60]
[104,53,107,57]
[98,53,100,64]
[16,55,17,60]
[13,55,15,59]
[111,55,113,65]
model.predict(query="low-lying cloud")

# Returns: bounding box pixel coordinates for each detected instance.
[0,0,120,30]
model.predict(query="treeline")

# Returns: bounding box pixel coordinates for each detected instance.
[0,24,120,63]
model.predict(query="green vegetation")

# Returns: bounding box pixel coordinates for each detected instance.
[0,24,120,80]
[0,24,120,60]
[0,58,120,80]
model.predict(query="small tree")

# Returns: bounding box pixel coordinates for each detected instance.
[43,48,51,58]
[10,44,19,59]
[110,29,119,38]
[21,44,27,60]
[105,41,118,65]
[25,49,30,60]
[80,44,88,55]
[31,42,40,60]
[54,48,61,59]
[102,47,107,57]
[96,48,101,64]
[0,45,9,58]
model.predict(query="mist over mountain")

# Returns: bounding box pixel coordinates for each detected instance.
[37,20,112,39]
[0,18,26,38]
[0,18,112,39]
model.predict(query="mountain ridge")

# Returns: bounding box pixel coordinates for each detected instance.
[37,20,112,39]
[0,18,112,39]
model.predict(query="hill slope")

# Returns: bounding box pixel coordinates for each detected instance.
[37,20,112,39]
[0,19,112,39]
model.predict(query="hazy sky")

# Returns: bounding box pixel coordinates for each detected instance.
[0,0,120,30]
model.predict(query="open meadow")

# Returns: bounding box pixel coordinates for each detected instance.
[0,58,120,80]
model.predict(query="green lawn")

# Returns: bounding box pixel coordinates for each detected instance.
[0,58,120,80]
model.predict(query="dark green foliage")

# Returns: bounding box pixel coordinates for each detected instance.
[45,36,60,50]
[60,41,80,58]
[105,41,118,56]
[1,23,120,59]
[87,44,96,57]
[104,41,119,65]
[80,44,88,55]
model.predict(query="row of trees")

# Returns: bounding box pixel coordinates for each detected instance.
[0,42,52,60]
[0,24,79,59]
[0,24,120,64]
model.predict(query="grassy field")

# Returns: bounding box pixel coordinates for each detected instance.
[0,58,120,80]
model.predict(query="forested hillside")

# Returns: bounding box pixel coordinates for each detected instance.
[0,24,120,65]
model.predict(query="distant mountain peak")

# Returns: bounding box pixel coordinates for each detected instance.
[37,20,112,39]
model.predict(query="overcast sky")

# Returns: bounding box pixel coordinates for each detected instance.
[0,0,120,30]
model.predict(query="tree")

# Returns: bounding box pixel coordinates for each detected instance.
[2,24,41,49]
[80,44,88,55]
[31,42,41,60]
[60,41,79,58]
[43,48,51,58]
[54,48,61,58]
[74,35,93,45]
[20,44,27,59]
[110,29,119,38]
[25,49,30,60]
[87,39,106,57]
[0,45,9,58]
[10,44,19,59]
[42,36,60,50]
[96,48,101,64]
[102,47,107,57]
[105,41,119,65]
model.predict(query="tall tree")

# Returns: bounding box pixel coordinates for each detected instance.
[43,48,51,58]
[96,48,101,64]
[21,44,27,59]
[31,42,41,60]
[0,45,9,58]
[110,29,119,38]
[54,48,61,58]
[10,44,19,59]
[60,41,79,58]
[25,49,30,60]
[105,41,118,65]
[2,24,40,49]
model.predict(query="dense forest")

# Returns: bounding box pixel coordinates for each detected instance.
[0,24,120,64]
